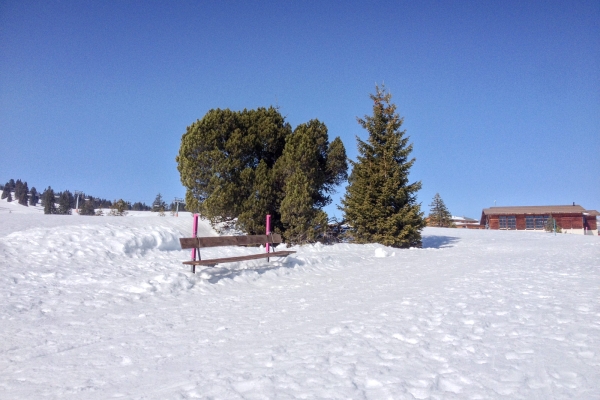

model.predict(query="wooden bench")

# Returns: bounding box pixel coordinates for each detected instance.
[179,233,296,273]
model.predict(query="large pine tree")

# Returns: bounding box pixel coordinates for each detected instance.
[341,85,425,248]
[29,187,39,206]
[428,193,453,227]
[57,191,72,215]
[177,108,347,241]
[42,187,57,214]
[275,120,348,244]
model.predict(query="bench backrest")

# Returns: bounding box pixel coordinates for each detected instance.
[179,233,283,249]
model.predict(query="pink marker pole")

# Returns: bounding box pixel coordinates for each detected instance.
[191,213,199,261]
[266,214,271,254]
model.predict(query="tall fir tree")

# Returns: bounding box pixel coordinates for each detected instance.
[1,183,9,200]
[57,191,72,215]
[29,187,39,206]
[42,187,57,214]
[341,85,425,248]
[152,193,166,212]
[79,197,96,215]
[17,181,29,206]
[428,193,453,227]
[274,119,347,244]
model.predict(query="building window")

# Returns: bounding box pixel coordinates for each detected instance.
[526,216,534,229]
[535,215,549,230]
[526,215,549,230]
[499,215,516,229]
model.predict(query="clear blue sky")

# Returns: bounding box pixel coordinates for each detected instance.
[1,0,598,219]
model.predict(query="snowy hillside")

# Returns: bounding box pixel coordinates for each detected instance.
[1,200,599,399]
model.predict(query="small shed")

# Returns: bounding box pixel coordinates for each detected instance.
[480,205,598,235]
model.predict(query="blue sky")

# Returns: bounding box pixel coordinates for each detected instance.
[1,0,598,219]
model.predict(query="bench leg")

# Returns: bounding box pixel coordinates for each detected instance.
[191,264,195,274]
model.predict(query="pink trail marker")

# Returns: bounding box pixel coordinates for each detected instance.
[191,213,199,261]
[266,214,271,254]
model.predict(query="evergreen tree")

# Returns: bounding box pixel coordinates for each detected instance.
[428,193,453,227]
[177,107,291,228]
[6,191,12,202]
[109,199,128,216]
[152,193,166,212]
[274,120,348,244]
[42,187,57,214]
[1,183,9,200]
[79,198,96,215]
[17,181,29,206]
[29,187,39,206]
[8,179,15,191]
[14,180,24,201]
[545,215,562,233]
[177,108,347,242]
[57,191,72,215]
[341,85,425,248]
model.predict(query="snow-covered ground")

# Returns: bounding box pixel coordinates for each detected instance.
[1,199,599,399]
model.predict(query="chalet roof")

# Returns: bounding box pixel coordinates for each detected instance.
[451,216,478,223]
[481,205,597,215]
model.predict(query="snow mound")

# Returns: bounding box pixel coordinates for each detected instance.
[1,212,599,399]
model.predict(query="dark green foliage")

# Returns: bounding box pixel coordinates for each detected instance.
[29,187,39,206]
[274,120,348,244]
[132,201,151,211]
[79,198,96,215]
[42,187,57,214]
[95,198,112,208]
[109,199,128,216]
[428,193,453,227]
[152,193,166,212]
[15,180,29,206]
[7,179,15,190]
[341,85,426,248]
[6,191,12,202]
[177,108,348,243]
[1,183,9,200]
[177,107,291,231]
[57,191,72,215]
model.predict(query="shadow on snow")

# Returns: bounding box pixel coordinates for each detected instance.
[421,235,460,249]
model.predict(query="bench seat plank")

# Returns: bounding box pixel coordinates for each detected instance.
[183,250,296,266]
[180,234,282,249]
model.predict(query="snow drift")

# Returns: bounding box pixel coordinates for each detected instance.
[1,201,599,399]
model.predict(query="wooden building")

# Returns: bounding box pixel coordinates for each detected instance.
[451,216,485,229]
[480,205,599,235]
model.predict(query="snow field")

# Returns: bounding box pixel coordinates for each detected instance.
[0,206,599,399]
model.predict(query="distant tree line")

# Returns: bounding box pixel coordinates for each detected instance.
[2,178,158,215]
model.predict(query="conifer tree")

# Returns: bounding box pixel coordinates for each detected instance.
[428,193,453,227]
[341,85,425,248]
[29,187,39,206]
[57,191,72,215]
[152,193,166,212]
[42,187,57,214]
[1,184,9,200]
[6,191,12,202]
[79,198,96,215]
[17,181,29,206]
[109,199,128,216]
[274,119,347,244]
[177,108,347,241]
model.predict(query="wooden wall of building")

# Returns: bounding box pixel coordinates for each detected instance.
[484,213,595,231]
